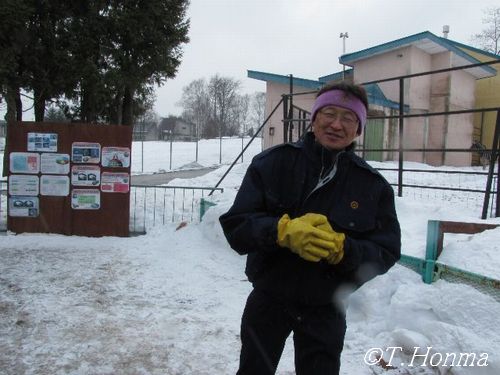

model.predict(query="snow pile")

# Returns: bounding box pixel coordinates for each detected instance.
[1,140,500,374]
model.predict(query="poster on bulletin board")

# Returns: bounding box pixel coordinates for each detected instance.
[7,121,132,237]
[71,189,101,210]
[8,175,40,196]
[27,132,58,152]
[9,152,40,174]
[40,153,70,174]
[72,142,101,164]
[101,147,130,168]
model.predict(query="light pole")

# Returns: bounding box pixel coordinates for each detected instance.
[340,32,349,80]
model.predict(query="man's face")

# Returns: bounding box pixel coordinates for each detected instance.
[312,105,360,150]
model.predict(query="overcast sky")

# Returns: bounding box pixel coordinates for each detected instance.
[2,0,498,122]
[154,0,499,117]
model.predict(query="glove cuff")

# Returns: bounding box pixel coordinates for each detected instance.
[276,214,291,247]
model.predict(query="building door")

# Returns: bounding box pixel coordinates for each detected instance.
[363,118,384,161]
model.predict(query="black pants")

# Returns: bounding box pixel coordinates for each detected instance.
[237,289,346,375]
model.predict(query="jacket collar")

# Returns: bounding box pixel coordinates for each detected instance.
[299,132,379,176]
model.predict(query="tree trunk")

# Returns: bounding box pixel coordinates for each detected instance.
[34,87,46,122]
[15,89,22,121]
[110,86,124,125]
[81,87,97,123]
[121,85,134,126]
[4,86,20,123]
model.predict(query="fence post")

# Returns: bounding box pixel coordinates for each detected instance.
[200,198,216,221]
[397,78,405,197]
[423,220,441,283]
[282,94,289,143]
[481,109,500,218]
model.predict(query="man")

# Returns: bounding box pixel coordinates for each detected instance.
[219,82,401,375]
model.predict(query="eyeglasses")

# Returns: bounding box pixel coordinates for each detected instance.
[319,109,358,127]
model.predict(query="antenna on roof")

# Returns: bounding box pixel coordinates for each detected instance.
[340,32,349,81]
[442,25,450,39]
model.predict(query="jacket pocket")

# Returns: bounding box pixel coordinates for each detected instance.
[330,194,378,234]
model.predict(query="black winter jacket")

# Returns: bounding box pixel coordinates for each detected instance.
[219,132,401,306]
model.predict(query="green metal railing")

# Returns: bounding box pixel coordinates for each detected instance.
[399,220,500,301]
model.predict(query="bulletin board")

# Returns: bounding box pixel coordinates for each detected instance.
[6,121,132,237]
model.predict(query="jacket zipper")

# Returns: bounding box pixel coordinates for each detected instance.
[304,151,343,202]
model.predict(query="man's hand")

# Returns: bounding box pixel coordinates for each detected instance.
[316,220,345,265]
[277,213,339,262]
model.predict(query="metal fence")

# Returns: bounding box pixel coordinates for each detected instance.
[0,179,6,232]
[276,59,500,219]
[0,179,223,235]
[129,184,223,234]
[377,167,498,217]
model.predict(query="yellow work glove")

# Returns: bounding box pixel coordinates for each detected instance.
[277,213,337,262]
[316,221,346,265]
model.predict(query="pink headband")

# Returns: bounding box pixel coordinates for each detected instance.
[310,90,367,134]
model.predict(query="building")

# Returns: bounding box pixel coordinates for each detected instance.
[444,40,500,151]
[158,117,196,141]
[250,31,499,167]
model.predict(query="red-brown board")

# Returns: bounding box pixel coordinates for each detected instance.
[6,121,132,237]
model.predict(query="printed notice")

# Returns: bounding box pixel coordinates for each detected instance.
[27,132,58,152]
[101,147,131,168]
[10,152,40,174]
[40,153,70,174]
[8,175,39,196]
[40,175,70,196]
[72,142,101,164]
[71,165,101,186]
[101,172,130,193]
[71,189,101,210]
[9,196,39,217]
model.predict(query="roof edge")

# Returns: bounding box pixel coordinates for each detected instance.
[247,70,322,89]
[339,31,496,76]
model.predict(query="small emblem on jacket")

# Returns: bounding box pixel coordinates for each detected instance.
[350,201,359,209]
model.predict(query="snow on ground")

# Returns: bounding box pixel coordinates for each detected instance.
[1,137,500,374]
[130,137,262,174]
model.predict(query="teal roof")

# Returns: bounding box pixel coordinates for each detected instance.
[318,69,353,82]
[442,38,500,62]
[247,70,402,111]
[339,31,496,78]
[364,83,405,111]
[247,70,322,89]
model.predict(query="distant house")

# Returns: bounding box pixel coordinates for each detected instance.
[250,31,499,167]
[158,117,195,141]
[132,121,159,141]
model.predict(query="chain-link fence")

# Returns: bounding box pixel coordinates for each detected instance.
[399,220,500,302]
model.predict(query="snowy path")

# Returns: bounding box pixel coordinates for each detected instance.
[0,229,249,375]
[2,216,500,375]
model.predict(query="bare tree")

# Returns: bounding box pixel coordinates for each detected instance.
[250,92,266,136]
[232,94,250,136]
[179,78,210,139]
[471,6,500,54]
[208,75,241,137]
[180,76,266,139]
